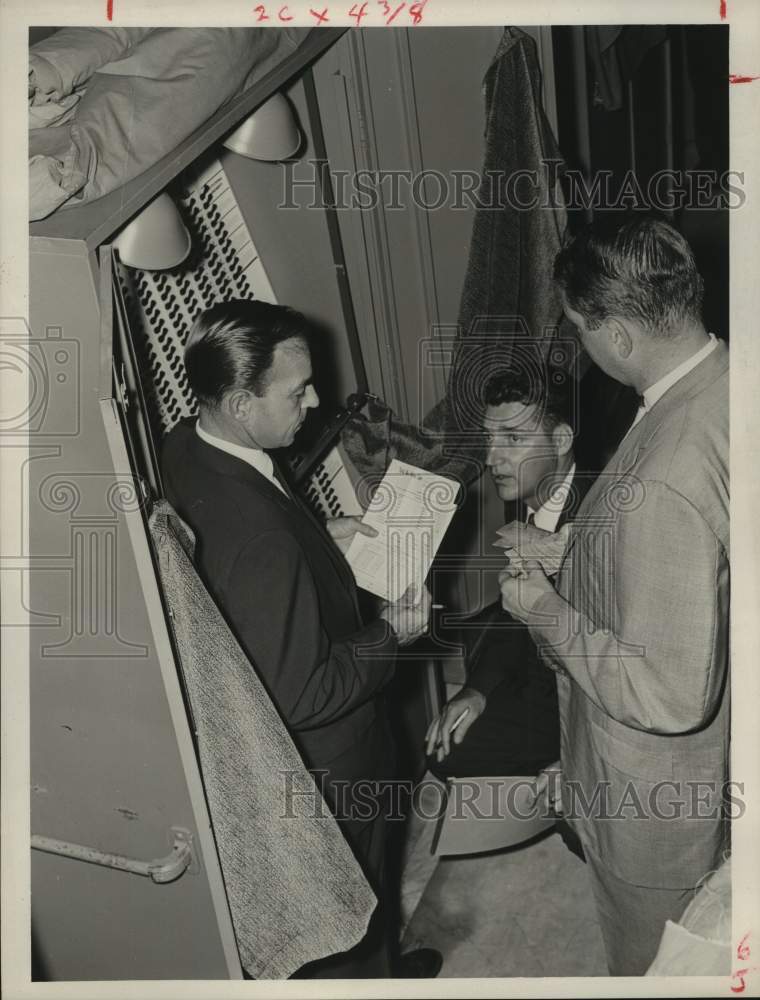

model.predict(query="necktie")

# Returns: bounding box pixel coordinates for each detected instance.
[270,461,293,500]
[622,395,647,441]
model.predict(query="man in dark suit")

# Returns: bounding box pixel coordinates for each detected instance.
[425,368,589,788]
[162,299,439,979]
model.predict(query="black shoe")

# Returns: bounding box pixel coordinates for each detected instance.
[395,947,443,978]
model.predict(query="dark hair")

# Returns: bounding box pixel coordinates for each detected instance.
[184,299,312,408]
[483,366,573,432]
[553,217,704,336]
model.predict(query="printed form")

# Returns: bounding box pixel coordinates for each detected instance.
[345,459,460,602]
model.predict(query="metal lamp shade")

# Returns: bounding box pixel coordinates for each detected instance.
[223,92,301,162]
[114,193,192,270]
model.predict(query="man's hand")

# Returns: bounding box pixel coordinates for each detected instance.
[531,760,563,816]
[493,521,571,577]
[325,515,377,555]
[379,583,432,646]
[425,687,486,761]
[498,560,555,621]
[493,520,552,551]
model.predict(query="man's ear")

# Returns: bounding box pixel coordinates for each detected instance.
[552,421,574,458]
[225,388,252,422]
[607,318,633,359]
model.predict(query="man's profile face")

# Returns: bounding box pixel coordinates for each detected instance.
[563,299,623,381]
[245,337,319,449]
[484,401,564,508]
[562,301,600,360]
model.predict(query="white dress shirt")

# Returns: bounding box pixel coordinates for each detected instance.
[195,420,289,496]
[526,462,576,532]
[628,333,718,434]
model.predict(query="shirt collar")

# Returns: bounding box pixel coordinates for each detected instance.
[526,462,576,532]
[195,420,288,496]
[642,334,718,413]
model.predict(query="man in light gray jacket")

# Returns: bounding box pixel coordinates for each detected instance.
[500,217,729,975]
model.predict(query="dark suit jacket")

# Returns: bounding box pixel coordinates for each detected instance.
[464,466,592,701]
[162,418,398,773]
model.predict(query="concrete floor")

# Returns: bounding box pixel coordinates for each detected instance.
[399,777,609,978]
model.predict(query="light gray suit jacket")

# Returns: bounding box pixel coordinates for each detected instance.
[528,341,729,888]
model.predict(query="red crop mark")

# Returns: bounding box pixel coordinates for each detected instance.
[720,0,727,19]
[732,971,747,994]
[309,6,329,22]
[728,73,760,84]
[737,932,751,962]
[731,963,759,993]
[731,968,751,993]
[106,0,113,20]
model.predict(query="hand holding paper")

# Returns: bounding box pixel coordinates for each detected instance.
[325,515,377,555]
[493,521,571,577]
[379,583,432,647]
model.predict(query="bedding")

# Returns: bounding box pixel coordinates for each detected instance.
[29,27,307,220]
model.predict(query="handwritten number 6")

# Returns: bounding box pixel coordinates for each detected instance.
[737,934,751,962]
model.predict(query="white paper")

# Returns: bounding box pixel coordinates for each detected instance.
[495,522,573,577]
[345,459,460,602]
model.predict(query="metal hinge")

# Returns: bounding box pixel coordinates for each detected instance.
[116,363,129,412]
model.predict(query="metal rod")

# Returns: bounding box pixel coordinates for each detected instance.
[111,253,165,499]
[627,79,637,176]
[31,829,193,885]
[662,37,675,218]
[301,66,369,397]
[570,27,592,173]
[570,27,593,221]
[291,392,369,486]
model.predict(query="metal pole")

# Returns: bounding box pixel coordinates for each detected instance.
[627,79,637,176]
[663,37,675,218]
[570,28,593,222]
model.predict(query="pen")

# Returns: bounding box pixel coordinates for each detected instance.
[433,707,470,758]
[435,708,469,743]
[448,708,469,734]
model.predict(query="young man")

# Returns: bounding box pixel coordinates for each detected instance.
[500,218,729,975]
[425,368,589,786]
[162,299,439,979]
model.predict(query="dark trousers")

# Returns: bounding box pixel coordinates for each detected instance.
[427,600,561,781]
[293,713,397,979]
[426,663,587,862]
[427,671,560,781]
